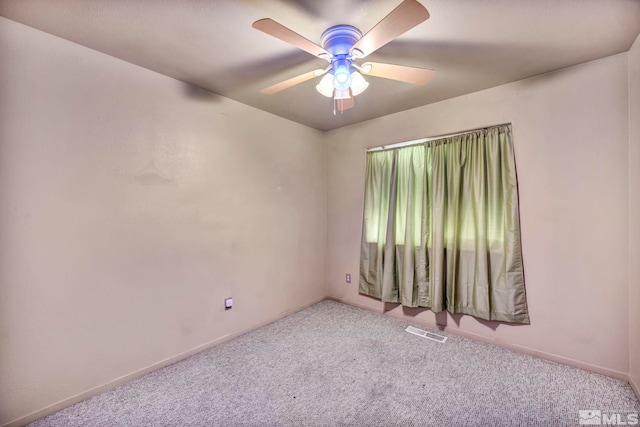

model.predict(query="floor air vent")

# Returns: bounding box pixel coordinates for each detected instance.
[405,326,447,343]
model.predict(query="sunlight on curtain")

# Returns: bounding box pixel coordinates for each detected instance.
[359,124,530,324]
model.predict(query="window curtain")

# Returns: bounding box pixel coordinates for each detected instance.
[359,124,529,324]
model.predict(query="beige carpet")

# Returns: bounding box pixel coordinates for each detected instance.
[29,300,640,426]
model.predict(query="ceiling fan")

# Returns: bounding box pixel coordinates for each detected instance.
[252,0,435,113]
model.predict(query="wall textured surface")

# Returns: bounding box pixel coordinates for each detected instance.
[0,17,326,425]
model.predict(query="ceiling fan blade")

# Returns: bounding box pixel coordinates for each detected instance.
[253,18,330,58]
[260,69,327,95]
[362,62,434,85]
[350,0,430,58]
[337,97,355,112]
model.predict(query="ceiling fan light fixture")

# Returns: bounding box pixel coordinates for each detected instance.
[350,71,369,96]
[333,88,351,100]
[316,73,335,97]
[332,59,352,91]
[254,1,433,113]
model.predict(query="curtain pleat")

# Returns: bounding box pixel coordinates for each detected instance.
[359,125,530,324]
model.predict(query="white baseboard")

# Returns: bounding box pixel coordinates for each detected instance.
[326,296,385,314]
[2,296,326,427]
[630,375,640,401]
[328,296,629,381]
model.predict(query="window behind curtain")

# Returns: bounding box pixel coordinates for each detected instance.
[359,124,530,324]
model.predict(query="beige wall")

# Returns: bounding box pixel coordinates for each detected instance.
[629,34,640,396]
[326,53,630,376]
[0,17,326,425]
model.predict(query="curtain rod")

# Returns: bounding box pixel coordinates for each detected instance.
[366,122,512,153]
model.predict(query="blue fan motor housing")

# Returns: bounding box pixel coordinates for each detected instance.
[321,25,362,57]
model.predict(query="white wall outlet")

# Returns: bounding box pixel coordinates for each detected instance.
[225,297,233,310]
[346,274,351,283]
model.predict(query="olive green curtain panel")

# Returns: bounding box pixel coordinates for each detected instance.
[359,125,530,324]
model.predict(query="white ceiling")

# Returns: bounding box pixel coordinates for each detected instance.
[1,0,639,131]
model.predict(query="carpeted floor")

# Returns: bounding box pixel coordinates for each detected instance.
[29,300,639,427]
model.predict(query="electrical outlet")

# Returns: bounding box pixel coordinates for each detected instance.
[225,297,233,310]
[346,274,351,283]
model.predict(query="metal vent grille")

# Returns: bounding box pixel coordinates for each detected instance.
[405,326,447,343]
